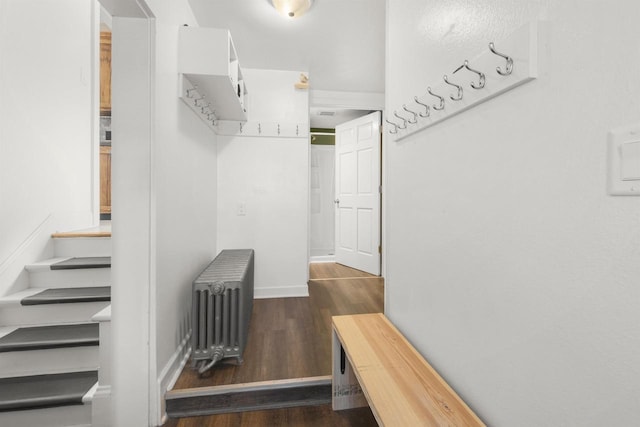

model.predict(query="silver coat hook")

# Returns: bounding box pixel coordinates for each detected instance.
[443,75,463,101]
[402,105,418,124]
[454,60,486,89]
[384,118,398,134]
[489,42,513,75]
[393,111,407,129]
[427,87,445,110]
[413,96,430,117]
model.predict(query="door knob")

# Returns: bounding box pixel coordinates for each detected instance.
[334,199,340,205]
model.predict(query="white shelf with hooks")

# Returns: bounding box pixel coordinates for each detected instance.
[178,26,248,124]
[388,22,538,142]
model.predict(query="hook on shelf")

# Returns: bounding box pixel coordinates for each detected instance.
[443,75,464,101]
[454,60,486,89]
[413,96,430,118]
[384,118,399,134]
[402,105,418,124]
[489,42,513,75]
[427,87,445,110]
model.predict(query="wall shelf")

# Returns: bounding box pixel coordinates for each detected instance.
[178,27,248,124]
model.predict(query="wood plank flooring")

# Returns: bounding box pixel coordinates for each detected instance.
[165,263,382,426]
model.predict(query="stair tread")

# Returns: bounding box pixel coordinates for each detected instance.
[21,286,110,305]
[0,370,97,412]
[50,257,111,270]
[0,323,98,353]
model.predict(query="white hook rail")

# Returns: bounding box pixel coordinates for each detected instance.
[389,21,538,142]
[215,120,309,138]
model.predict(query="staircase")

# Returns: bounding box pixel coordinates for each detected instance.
[0,230,111,427]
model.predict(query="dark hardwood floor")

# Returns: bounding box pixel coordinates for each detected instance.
[164,263,382,426]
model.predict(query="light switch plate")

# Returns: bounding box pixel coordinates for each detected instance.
[608,123,640,196]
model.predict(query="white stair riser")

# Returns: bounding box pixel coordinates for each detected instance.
[54,237,112,258]
[27,268,111,288]
[0,402,91,427]
[0,346,98,378]
[0,302,110,326]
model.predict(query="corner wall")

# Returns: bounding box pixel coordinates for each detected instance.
[217,69,309,298]
[0,0,97,295]
[109,0,218,425]
[384,1,640,425]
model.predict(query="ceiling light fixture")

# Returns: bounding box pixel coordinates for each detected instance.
[270,0,314,18]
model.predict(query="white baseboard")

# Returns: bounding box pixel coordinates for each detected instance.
[309,255,336,263]
[154,332,191,426]
[254,284,309,299]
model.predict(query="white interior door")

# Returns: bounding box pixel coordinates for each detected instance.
[334,111,381,275]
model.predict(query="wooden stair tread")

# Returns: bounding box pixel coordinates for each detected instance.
[333,313,485,427]
[50,257,111,270]
[21,286,110,306]
[0,371,97,411]
[0,324,99,353]
[51,231,111,238]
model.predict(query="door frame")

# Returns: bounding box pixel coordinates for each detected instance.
[307,90,385,280]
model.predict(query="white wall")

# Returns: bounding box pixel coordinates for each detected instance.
[310,144,335,256]
[109,0,217,425]
[149,0,218,415]
[0,0,97,295]
[217,69,309,298]
[385,1,640,426]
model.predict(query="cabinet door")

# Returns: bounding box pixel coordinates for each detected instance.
[100,31,111,114]
[100,145,111,214]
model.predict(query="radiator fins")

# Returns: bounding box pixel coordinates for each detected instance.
[191,249,254,375]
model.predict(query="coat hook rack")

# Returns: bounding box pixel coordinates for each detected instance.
[427,87,445,110]
[489,42,514,76]
[454,60,486,89]
[413,96,430,117]
[443,75,464,101]
[385,118,399,134]
[393,111,408,129]
[402,105,418,124]
[390,21,538,141]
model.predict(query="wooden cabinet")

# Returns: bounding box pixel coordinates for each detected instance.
[100,145,111,215]
[178,27,248,122]
[100,31,111,114]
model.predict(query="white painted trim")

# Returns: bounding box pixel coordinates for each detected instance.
[83,381,100,404]
[92,305,112,322]
[0,215,55,298]
[254,285,309,299]
[310,90,384,110]
[155,332,192,426]
[91,385,112,427]
[91,0,101,226]
[309,255,336,263]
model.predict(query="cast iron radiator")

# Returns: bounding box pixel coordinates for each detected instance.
[191,249,254,374]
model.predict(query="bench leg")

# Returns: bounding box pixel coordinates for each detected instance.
[332,329,368,411]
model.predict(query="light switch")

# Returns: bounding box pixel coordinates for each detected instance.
[620,141,640,181]
[608,124,640,196]
[237,202,247,216]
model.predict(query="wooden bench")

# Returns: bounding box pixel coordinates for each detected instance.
[332,313,485,427]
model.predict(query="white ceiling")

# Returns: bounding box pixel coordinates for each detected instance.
[187,0,386,95]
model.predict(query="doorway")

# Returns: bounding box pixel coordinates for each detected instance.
[308,107,382,276]
[99,13,112,220]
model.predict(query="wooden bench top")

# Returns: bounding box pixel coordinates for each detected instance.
[332,313,485,427]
